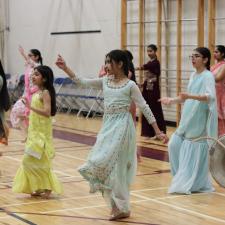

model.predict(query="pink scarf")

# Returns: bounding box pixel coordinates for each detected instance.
[211,61,225,73]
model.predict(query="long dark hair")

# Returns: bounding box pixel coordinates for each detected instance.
[0,60,10,111]
[124,50,137,83]
[106,50,129,76]
[30,49,43,65]
[35,65,56,116]
[195,47,211,70]
[148,44,157,52]
[216,45,225,59]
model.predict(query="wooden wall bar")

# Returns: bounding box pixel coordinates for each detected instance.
[139,0,145,84]
[197,0,205,46]
[121,0,127,49]
[208,0,216,64]
[176,0,182,124]
[121,0,217,124]
[157,0,162,62]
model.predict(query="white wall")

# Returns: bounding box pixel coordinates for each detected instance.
[6,0,121,79]
[5,0,225,122]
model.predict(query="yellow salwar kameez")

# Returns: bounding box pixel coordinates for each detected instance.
[13,92,62,194]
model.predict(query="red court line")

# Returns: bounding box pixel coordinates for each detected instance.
[53,129,169,162]
[53,124,98,135]
[8,121,168,162]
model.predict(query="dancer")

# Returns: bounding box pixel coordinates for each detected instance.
[211,45,225,136]
[56,50,168,220]
[10,46,42,135]
[13,65,62,198]
[160,47,218,194]
[136,44,166,138]
[0,60,10,146]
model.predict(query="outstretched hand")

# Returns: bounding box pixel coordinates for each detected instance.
[158,97,174,105]
[55,55,67,70]
[179,92,189,101]
[156,132,169,144]
[18,45,25,55]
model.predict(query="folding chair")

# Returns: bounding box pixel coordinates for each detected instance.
[86,89,104,118]
[60,78,80,114]
[9,74,24,104]
[54,77,66,112]
[75,87,94,117]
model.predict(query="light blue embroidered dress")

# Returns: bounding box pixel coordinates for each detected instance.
[168,70,218,194]
[73,76,156,213]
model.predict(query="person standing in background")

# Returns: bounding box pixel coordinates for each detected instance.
[136,44,166,138]
[211,45,225,136]
[10,47,43,139]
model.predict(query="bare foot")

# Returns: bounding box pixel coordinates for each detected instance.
[109,211,130,221]
[31,192,42,197]
[30,189,45,197]
[110,207,118,216]
[137,148,142,163]
[41,190,51,199]
[0,138,8,145]
[21,138,27,143]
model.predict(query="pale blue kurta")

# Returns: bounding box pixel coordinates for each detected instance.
[73,76,156,213]
[168,70,218,194]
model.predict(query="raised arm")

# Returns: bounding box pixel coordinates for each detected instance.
[55,55,103,89]
[130,83,168,143]
[19,46,29,62]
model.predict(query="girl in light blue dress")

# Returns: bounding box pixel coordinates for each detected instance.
[56,50,168,220]
[160,47,218,194]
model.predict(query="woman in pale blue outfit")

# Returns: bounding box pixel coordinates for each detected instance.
[160,47,218,194]
[56,50,168,220]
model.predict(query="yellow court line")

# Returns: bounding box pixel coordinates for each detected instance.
[41,193,206,214]
[131,192,225,224]
[53,170,75,177]
[56,152,87,161]
[0,187,170,209]
[0,194,101,208]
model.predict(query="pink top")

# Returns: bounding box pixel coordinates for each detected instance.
[211,61,225,119]
[24,61,39,116]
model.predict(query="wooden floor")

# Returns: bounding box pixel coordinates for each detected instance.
[0,113,225,225]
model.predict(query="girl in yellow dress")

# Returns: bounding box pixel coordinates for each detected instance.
[13,65,62,198]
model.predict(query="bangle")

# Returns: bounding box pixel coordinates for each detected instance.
[156,131,163,136]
